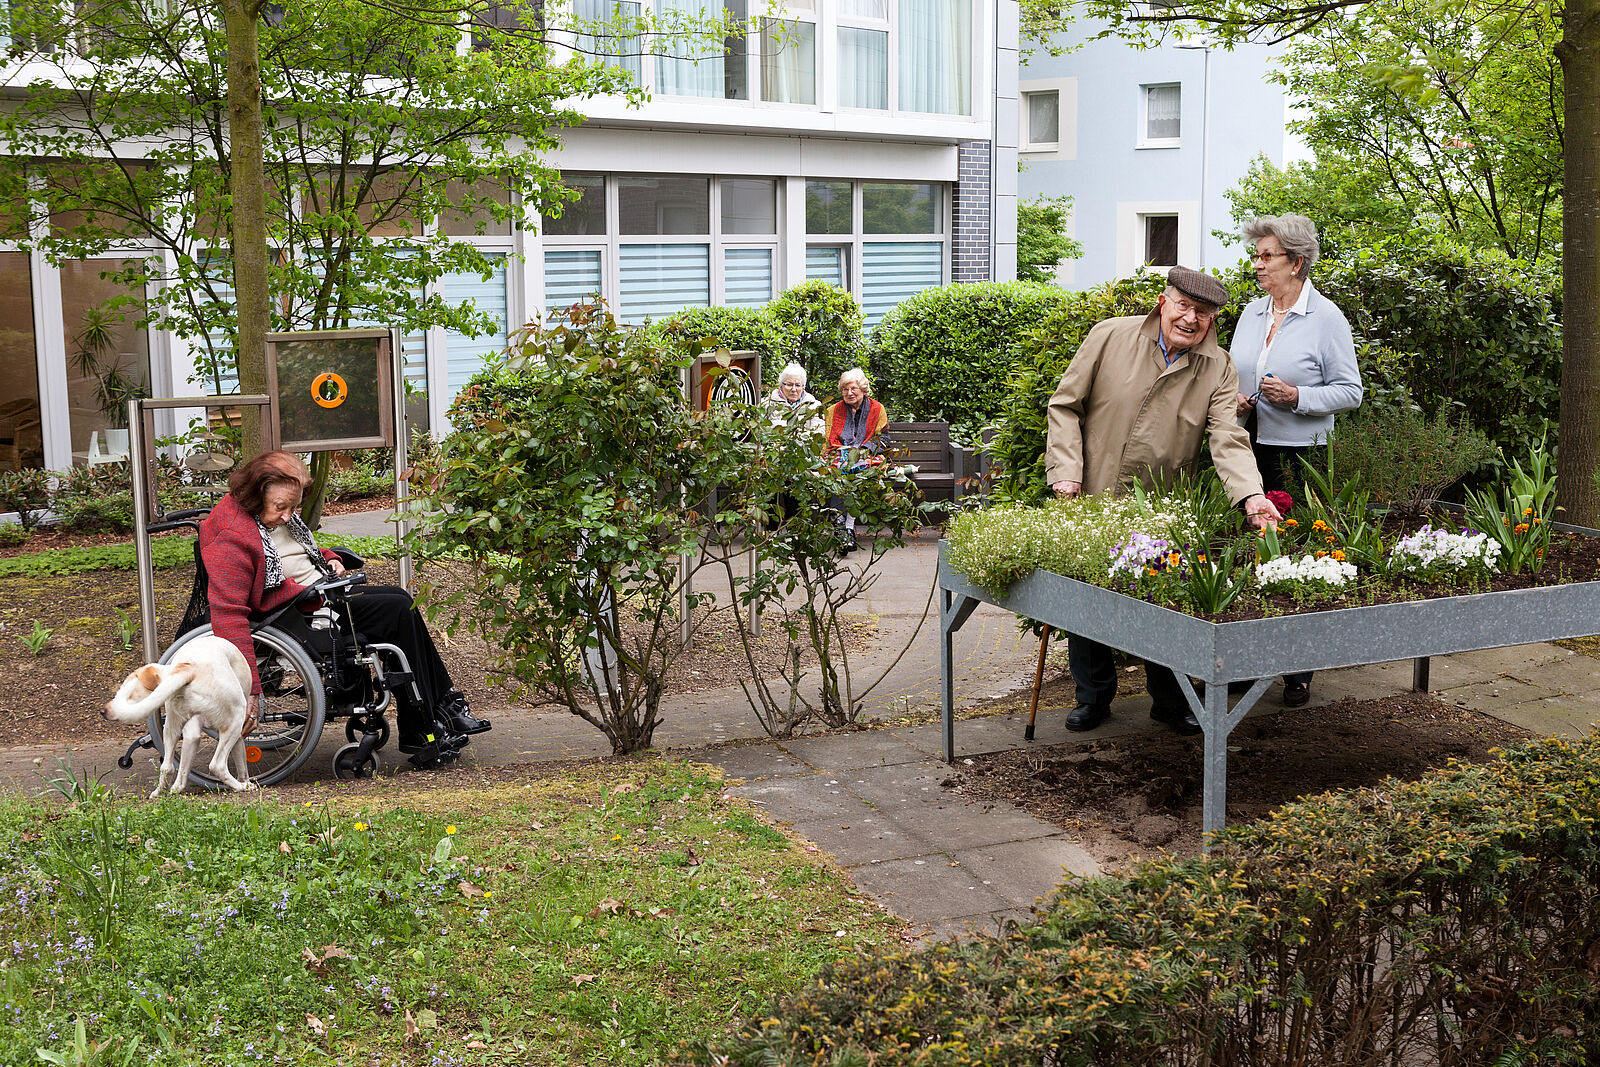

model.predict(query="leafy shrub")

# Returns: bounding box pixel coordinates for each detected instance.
[1316,237,1562,464]
[767,281,864,401]
[1325,403,1498,512]
[325,461,391,503]
[646,305,792,386]
[701,732,1600,1065]
[54,493,135,533]
[0,521,27,547]
[0,468,52,529]
[1016,195,1082,283]
[867,281,1078,434]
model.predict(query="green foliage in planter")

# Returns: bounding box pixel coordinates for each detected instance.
[699,731,1600,1065]
[1315,238,1562,464]
[944,492,1202,595]
[1324,402,1498,513]
[767,281,864,401]
[867,282,1078,435]
[646,305,792,386]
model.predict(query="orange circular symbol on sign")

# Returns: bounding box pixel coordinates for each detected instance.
[311,372,348,409]
[246,745,263,764]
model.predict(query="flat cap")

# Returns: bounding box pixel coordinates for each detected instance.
[1166,266,1228,308]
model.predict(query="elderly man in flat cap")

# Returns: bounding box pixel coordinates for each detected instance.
[1046,266,1280,736]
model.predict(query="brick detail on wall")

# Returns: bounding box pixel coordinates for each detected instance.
[952,140,992,283]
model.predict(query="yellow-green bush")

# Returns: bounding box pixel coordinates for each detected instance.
[700,733,1600,1065]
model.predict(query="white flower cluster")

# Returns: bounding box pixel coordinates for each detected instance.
[1389,525,1501,577]
[1255,553,1358,591]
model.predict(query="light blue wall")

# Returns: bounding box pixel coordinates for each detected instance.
[1018,23,1285,288]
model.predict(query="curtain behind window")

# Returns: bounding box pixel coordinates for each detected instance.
[656,0,723,97]
[838,26,887,109]
[897,0,970,115]
[760,18,815,104]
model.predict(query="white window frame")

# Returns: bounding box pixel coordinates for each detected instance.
[540,174,783,321]
[1138,82,1182,149]
[835,2,890,114]
[1021,89,1060,152]
[1114,200,1197,277]
[801,178,950,324]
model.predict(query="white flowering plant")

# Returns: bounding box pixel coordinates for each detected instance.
[1388,524,1501,582]
[1255,553,1359,595]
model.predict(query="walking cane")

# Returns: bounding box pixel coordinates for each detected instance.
[1024,629,1050,741]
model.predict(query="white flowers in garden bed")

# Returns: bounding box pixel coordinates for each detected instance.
[1388,524,1501,581]
[1255,553,1358,593]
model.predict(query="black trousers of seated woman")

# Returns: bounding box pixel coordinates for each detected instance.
[340,585,456,736]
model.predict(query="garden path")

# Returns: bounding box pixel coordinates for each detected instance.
[5,508,1599,940]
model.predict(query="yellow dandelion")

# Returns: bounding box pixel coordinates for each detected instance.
[353,822,368,831]
[446,826,457,835]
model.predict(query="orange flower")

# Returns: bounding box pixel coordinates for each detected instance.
[1168,552,1181,567]
[1315,550,1327,559]
[1515,523,1530,535]
[1523,507,1534,517]
[1283,518,1299,528]
[1325,536,1337,544]
[1331,550,1347,561]
[1312,520,1330,532]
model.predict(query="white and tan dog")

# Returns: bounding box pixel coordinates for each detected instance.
[105,635,258,797]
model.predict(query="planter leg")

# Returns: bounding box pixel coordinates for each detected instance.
[1201,680,1231,848]
[1412,656,1430,693]
[941,587,955,764]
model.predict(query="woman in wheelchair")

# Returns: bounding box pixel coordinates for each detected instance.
[200,451,490,768]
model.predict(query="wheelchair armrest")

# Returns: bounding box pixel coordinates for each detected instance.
[328,547,365,570]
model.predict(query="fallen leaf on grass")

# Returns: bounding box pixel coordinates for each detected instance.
[465,1040,488,1050]
[404,1010,419,1043]
[569,973,599,986]
[458,880,484,898]
[591,898,625,916]
[415,1008,438,1030]
[306,1014,327,1037]
[302,944,351,973]
[611,782,639,796]
[279,841,292,854]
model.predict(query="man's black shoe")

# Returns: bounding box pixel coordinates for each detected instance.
[1150,703,1203,736]
[1283,680,1311,707]
[1065,703,1110,732]
[399,729,445,754]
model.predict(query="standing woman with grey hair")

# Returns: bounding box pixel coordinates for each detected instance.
[1233,213,1364,707]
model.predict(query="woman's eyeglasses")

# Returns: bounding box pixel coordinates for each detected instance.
[1251,251,1290,263]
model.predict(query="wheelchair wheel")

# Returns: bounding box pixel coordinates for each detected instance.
[332,743,380,780]
[344,717,390,748]
[154,624,327,790]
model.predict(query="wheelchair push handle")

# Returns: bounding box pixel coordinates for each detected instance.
[148,508,213,536]
[315,570,368,595]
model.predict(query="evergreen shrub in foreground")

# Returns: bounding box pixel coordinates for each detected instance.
[700,732,1600,1065]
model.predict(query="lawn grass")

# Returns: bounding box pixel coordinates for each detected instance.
[4,760,901,1066]
[0,533,400,578]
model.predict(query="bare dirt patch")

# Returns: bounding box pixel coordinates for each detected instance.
[1,557,875,747]
[942,692,1530,870]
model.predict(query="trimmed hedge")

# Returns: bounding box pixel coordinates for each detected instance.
[700,732,1600,1065]
[646,305,792,387]
[768,281,865,401]
[868,282,1077,435]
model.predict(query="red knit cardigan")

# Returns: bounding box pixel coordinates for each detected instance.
[197,493,339,695]
[825,397,888,462]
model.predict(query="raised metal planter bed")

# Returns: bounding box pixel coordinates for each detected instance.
[937,535,1600,841]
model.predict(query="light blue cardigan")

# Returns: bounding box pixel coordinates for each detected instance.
[1230,280,1363,447]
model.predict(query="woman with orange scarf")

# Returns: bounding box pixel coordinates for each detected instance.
[825,368,889,554]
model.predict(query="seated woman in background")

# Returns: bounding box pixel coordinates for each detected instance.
[825,368,889,554]
[198,450,490,769]
[764,362,824,435]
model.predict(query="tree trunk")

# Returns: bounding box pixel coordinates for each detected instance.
[1558,0,1600,525]
[221,0,270,456]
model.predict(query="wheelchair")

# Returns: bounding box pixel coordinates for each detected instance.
[117,509,460,789]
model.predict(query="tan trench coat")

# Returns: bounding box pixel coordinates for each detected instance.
[1044,310,1264,505]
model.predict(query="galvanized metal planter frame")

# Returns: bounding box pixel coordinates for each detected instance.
[937,530,1600,841]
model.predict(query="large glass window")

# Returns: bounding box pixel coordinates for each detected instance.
[861,242,942,325]
[575,0,643,84]
[805,246,847,289]
[0,253,42,472]
[759,17,815,104]
[838,27,888,109]
[806,181,852,235]
[619,177,710,235]
[545,249,605,316]
[723,248,772,306]
[897,0,971,115]
[1024,91,1060,148]
[863,183,941,234]
[443,256,510,394]
[620,244,710,321]
[59,259,150,464]
[544,173,607,237]
[656,0,748,99]
[721,178,776,234]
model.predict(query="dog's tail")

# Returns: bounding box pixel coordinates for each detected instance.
[106,665,195,722]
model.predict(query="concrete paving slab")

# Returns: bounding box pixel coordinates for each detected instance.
[1473,696,1600,739]
[790,808,936,868]
[1436,643,1576,682]
[777,730,933,772]
[1496,652,1600,695]
[1439,676,1562,712]
[923,910,1031,943]
[725,773,881,825]
[950,837,1098,909]
[841,853,1015,925]
[845,764,1067,850]
[689,744,811,782]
